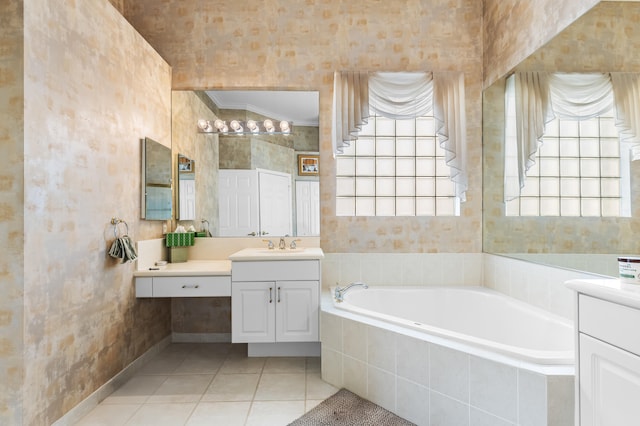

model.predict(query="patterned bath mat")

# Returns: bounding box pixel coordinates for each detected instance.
[288,388,416,426]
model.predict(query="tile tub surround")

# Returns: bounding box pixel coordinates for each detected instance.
[320,311,574,426]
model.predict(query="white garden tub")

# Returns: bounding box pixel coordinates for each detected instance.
[332,285,574,365]
[320,285,575,425]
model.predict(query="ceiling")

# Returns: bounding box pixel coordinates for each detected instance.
[205,90,320,126]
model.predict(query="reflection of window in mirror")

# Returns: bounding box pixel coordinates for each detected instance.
[335,112,459,217]
[504,78,631,218]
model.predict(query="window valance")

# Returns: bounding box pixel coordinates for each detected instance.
[504,72,640,202]
[332,71,468,202]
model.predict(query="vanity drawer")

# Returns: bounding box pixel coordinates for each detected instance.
[232,260,320,281]
[579,294,640,356]
[151,276,231,297]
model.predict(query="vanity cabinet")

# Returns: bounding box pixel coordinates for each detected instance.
[135,275,231,298]
[231,260,320,344]
[574,292,640,426]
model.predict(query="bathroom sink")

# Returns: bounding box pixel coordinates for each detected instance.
[229,247,324,261]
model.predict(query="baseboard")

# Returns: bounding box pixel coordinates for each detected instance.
[171,332,231,343]
[52,335,172,426]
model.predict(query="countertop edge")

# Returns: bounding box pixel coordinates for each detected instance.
[565,278,640,310]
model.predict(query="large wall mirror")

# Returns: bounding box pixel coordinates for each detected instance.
[482,1,640,277]
[141,137,172,220]
[171,89,320,237]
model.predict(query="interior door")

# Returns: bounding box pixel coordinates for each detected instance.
[218,170,259,236]
[178,179,196,220]
[295,180,320,236]
[258,169,292,236]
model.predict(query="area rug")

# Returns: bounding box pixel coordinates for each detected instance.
[288,388,416,425]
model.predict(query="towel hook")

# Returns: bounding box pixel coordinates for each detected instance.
[110,217,129,238]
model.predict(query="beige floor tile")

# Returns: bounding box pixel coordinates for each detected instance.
[201,373,260,402]
[137,353,187,376]
[263,357,306,373]
[254,373,306,401]
[305,399,324,412]
[219,356,266,374]
[173,355,224,375]
[185,401,251,426]
[306,357,321,373]
[202,374,260,401]
[306,372,340,400]
[102,375,168,404]
[147,374,214,403]
[245,401,306,426]
[125,402,196,426]
[75,403,140,426]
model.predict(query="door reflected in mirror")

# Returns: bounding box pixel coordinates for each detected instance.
[141,137,172,220]
[177,154,195,221]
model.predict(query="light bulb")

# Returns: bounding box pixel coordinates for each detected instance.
[279,120,290,133]
[230,120,243,132]
[247,120,259,133]
[197,119,210,131]
[213,119,225,130]
[263,119,275,133]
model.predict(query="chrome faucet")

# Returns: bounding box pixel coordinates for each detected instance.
[334,281,369,302]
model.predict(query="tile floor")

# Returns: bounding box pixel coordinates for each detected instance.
[75,342,339,426]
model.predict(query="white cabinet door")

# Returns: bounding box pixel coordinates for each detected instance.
[579,334,640,426]
[232,281,275,343]
[295,181,320,236]
[219,170,260,236]
[276,281,319,342]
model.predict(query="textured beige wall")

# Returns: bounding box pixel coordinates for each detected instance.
[22,0,172,423]
[171,90,219,233]
[483,2,640,254]
[124,0,485,254]
[0,1,24,424]
[483,0,600,88]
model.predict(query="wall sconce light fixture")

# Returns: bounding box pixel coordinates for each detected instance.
[197,119,293,135]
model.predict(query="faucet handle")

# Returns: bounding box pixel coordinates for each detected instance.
[289,239,302,249]
[262,239,275,250]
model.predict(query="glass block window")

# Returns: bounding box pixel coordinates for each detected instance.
[506,109,631,217]
[336,113,459,216]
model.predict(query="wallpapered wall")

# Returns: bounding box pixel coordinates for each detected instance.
[10,0,173,423]
[0,1,25,424]
[482,0,600,88]
[124,0,485,254]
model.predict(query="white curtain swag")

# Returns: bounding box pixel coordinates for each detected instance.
[332,70,468,202]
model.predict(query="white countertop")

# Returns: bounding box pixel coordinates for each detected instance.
[134,260,231,277]
[565,278,640,310]
[228,247,324,261]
